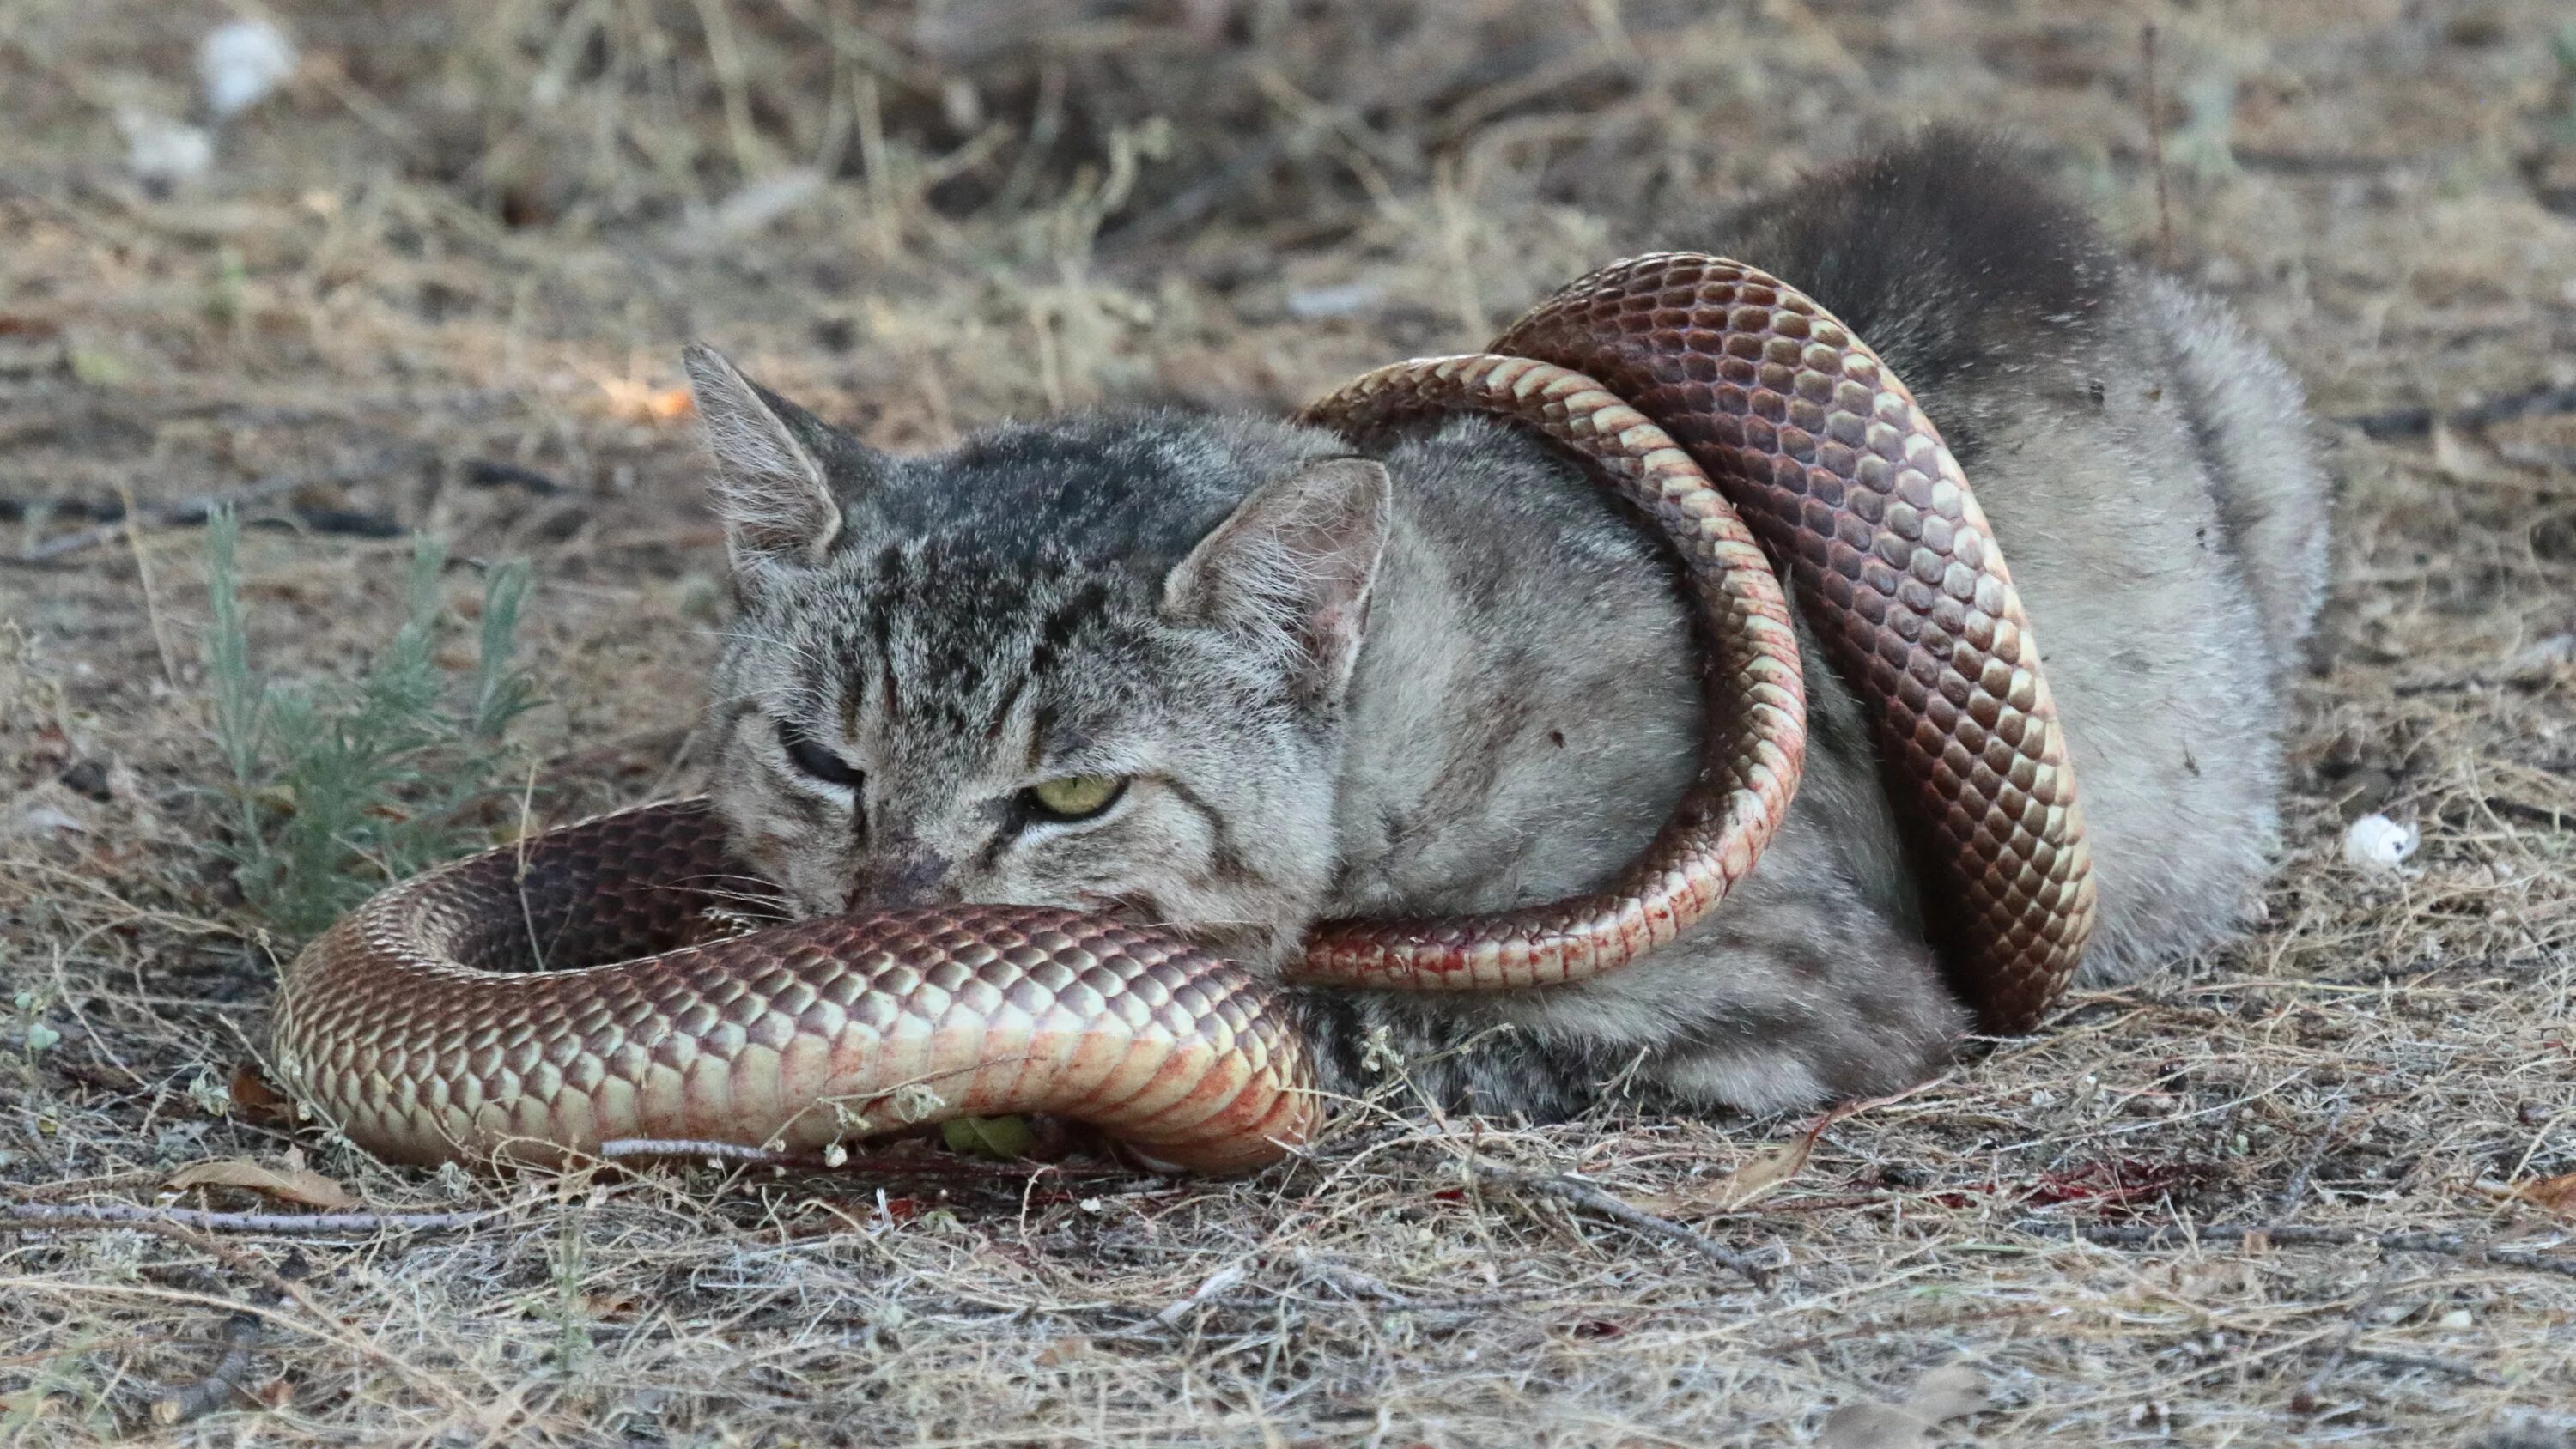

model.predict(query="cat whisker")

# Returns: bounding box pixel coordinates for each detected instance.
[705,627,837,682]
[671,874,797,914]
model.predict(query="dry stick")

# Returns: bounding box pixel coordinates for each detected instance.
[1288,1254,1558,1315]
[2275,1098,2351,1221]
[2298,1274,2390,1409]
[2,1203,498,1235]
[151,1308,262,1427]
[14,472,308,563]
[1469,1165,1773,1288]
[91,1216,317,1313]
[2142,22,2174,270]
[1107,29,1524,258]
[2334,1344,2502,1386]
[1112,130,1304,249]
[2342,383,2576,441]
[0,386,521,431]
[12,448,429,563]
[96,1218,319,1424]
[2276,1100,2406,1404]
[117,477,181,688]
[5,1167,170,1204]
[596,1137,802,1167]
[2024,1221,2576,1282]
[459,458,569,495]
[36,1216,477,1416]
[592,1136,1144,1184]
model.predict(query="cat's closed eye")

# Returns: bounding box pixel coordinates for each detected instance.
[1024,774,1127,822]
[776,719,862,791]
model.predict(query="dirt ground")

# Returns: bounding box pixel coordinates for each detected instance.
[3,0,2574,1443]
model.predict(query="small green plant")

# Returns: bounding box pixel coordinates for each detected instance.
[2556,22,2576,145]
[203,507,538,940]
[551,1203,593,1378]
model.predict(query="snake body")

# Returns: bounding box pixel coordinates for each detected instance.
[270,257,2094,1171]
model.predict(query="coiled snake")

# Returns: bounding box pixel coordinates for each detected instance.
[269,255,2096,1173]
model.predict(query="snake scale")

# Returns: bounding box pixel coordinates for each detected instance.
[269,255,2095,1172]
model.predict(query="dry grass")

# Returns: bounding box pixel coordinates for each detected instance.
[4,0,2574,1442]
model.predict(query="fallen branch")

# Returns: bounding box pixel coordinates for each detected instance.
[111,1220,313,1425]
[2275,1099,2350,1220]
[279,506,404,539]
[460,458,571,495]
[151,1308,263,1426]
[591,1136,1136,1183]
[2340,383,2576,441]
[34,1212,477,1414]
[2019,1219,2576,1281]
[1468,1164,1774,1288]
[0,495,124,523]
[11,472,309,561]
[595,1137,802,1167]
[9,446,428,563]
[1288,1250,1564,1314]
[3,1203,498,1235]
[2141,23,2172,270]
[2333,1343,2502,1385]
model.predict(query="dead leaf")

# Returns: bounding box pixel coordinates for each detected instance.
[1639,1132,1814,1214]
[167,1158,358,1210]
[1034,1336,1092,1367]
[941,1114,1037,1160]
[2506,1171,2576,1219]
[228,1061,290,1124]
[1819,1362,1990,1449]
[1714,1135,1813,1207]
[2430,422,2499,482]
[597,377,695,424]
[1904,1365,1990,1422]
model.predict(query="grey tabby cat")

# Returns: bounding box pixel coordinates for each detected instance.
[686,131,2330,1122]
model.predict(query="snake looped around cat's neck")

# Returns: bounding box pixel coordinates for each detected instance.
[264,253,2096,1174]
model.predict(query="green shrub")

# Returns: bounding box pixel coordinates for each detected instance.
[2558,23,2576,144]
[203,509,538,940]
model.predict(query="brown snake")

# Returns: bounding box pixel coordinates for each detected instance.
[270,255,2095,1173]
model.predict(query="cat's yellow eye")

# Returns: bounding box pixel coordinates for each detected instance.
[1025,774,1127,822]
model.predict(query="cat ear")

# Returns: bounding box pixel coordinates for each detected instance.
[1161,457,1391,706]
[683,343,844,573]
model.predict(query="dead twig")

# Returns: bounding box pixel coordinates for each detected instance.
[106,1220,316,1426]
[460,458,572,495]
[2296,1274,2391,1410]
[2142,23,2173,270]
[0,495,124,523]
[280,506,406,539]
[2336,1344,2504,1385]
[2019,1220,2576,1281]
[2275,1099,2351,1221]
[596,1137,804,1167]
[150,1308,263,1426]
[3,1203,499,1235]
[1288,1252,1563,1314]
[9,447,430,563]
[9,471,306,562]
[64,1212,320,1312]
[1468,1164,1774,1288]
[2340,383,2576,441]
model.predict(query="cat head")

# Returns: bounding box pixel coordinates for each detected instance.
[683,345,1390,967]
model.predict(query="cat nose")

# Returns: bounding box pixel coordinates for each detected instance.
[846,839,954,911]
